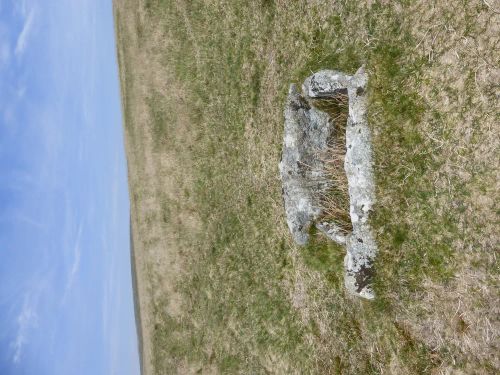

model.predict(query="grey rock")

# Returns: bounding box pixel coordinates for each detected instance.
[279,84,332,245]
[281,67,377,300]
[302,70,351,99]
[344,226,377,300]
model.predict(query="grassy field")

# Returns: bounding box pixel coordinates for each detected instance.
[114,0,499,374]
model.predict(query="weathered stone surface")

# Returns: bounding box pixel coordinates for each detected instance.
[282,67,378,300]
[343,69,377,300]
[344,226,377,299]
[279,84,332,245]
[302,70,351,99]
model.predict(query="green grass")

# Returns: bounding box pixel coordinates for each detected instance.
[115,0,499,373]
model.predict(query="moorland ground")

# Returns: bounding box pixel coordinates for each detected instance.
[114,1,499,374]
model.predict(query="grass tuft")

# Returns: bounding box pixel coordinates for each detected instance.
[312,94,352,232]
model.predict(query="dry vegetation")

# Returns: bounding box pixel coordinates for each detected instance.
[113,0,499,374]
[313,94,351,232]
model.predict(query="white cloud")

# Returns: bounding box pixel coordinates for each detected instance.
[61,223,83,303]
[11,295,38,364]
[15,7,35,57]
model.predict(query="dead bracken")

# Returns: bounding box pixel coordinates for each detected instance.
[280,67,377,299]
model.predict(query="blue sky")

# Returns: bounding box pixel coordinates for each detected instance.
[0,1,140,374]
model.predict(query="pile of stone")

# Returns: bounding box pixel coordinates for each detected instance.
[279,67,377,300]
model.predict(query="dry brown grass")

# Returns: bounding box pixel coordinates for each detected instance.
[312,94,352,232]
[311,94,352,233]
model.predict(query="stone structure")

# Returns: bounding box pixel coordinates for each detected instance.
[280,67,377,300]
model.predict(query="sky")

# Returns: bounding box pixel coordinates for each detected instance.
[0,1,140,374]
